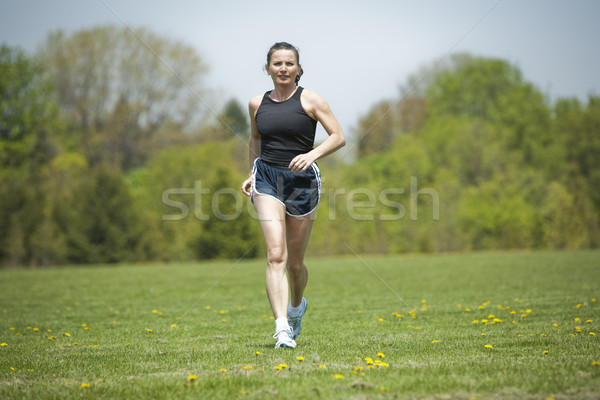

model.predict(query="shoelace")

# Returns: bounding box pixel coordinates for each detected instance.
[272,329,292,339]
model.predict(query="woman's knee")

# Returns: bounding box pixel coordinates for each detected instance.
[267,247,287,267]
[287,259,305,274]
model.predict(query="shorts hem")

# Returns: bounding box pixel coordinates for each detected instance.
[251,157,321,217]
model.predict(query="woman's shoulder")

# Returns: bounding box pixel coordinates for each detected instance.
[299,87,328,111]
[249,93,265,111]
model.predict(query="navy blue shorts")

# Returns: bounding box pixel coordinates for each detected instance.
[251,157,321,217]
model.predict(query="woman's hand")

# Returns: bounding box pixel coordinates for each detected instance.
[241,176,252,197]
[289,152,317,173]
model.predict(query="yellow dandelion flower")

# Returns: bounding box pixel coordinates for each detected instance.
[355,366,363,371]
[351,370,357,375]
[279,363,287,369]
[255,351,261,356]
[586,320,593,323]
[569,334,576,337]
[146,329,152,333]
[510,311,516,315]
[590,332,596,335]
[221,319,226,323]
[10,367,16,371]
[334,374,344,379]
[274,365,282,370]
[576,303,583,308]
[381,362,389,367]
[368,365,375,369]
[484,344,493,349]
[377,352,385,358]
[377,317,384,322]
[297,356,304,361]
[465,308,472,312]
[575,317,581,322]
[365,357,374,364]
[0,343,7,347]
[243,365,252,370]
[219,368,227,373]
[240,390,247,395]
[526,309,532,314]
[432,339,441,343]
[553,323,558,327]
[381,386,388,391]
[205,306,211,310]
[481,333,486,336]
[518,334,523,337]
[319,364,327,369]
[80,383,90,388]
[543,350,549,355]
[592,298,596,302]
[64,332,71,337]
[592,361,600,366]
[152,309,158,314]
[472,320,479,324]
[187,375,197,380]
[171,324,177,328]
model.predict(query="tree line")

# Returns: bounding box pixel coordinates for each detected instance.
[1,26,598,267]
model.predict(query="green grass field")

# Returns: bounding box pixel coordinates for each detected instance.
[1,250,599,399]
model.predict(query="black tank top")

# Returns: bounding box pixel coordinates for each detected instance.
[255,86,318,164]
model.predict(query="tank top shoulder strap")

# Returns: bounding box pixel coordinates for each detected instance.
[293,86,304,100]
[261,91,271,104]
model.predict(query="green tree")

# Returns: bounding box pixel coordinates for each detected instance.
[425,53,551,169]
[556,96,600,215]
[0,45,64,266]
[220,98,249,138]
[194,166,258,259]
[65,165,143,264]
[0,45,59,168]
[39,25,209,170]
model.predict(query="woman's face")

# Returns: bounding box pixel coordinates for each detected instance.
[266,49,300,86]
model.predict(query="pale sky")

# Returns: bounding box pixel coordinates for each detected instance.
[1,0,599,144]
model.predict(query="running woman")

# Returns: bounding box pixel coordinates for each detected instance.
[241,42,346,348]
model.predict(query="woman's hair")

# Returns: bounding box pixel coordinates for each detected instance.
[266,42,304,85]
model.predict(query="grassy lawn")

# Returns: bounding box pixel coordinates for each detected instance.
[1,250,599,399]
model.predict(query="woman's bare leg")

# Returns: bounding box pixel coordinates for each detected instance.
[253,195,288,319]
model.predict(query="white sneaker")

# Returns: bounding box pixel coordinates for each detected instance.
[288,297,307,340]
[273,328,296,349]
